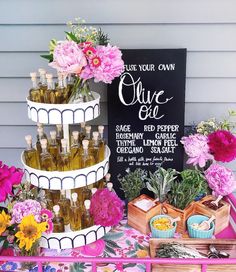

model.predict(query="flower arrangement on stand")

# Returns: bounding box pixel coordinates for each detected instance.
[0,161,53,262]
[42,17,124,103]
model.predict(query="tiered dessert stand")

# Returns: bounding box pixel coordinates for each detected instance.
[21,92,111,250]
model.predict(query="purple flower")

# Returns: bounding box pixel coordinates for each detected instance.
[205,163,236,196]
[81,44,124,83]
[11,199,42,223]
[181,134,213,167]
[49,40,87,74]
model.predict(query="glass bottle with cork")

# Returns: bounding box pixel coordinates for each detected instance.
[24,135,40,169]
[58,190,70,226]
[40,139,57,171]
[56,124,63,151]
[36,127,48,158]
[52,205,65,233]
[58,139,71,171]
[81,139,95,168]
[55,72,66,104]
[71,131,82,170]
[98,125,106,162]
[90,131,100,163]
[38,68,47,103]
[29,72,41,102]
[79,122,86,144]
[81,200,93,229]
[48,130,59,168]
[44,73,56,104]
[70,192,82,231]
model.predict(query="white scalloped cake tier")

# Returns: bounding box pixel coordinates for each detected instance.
[40,225,111,249]
[26,92,100,124]
[21,146,110,190]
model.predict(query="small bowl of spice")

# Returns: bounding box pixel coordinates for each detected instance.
[150,215,177,238]
[187,215,215,238]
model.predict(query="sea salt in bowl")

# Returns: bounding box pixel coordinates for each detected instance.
[187,215,215,238]
[150,214,177,238]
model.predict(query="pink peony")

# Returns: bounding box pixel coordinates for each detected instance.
[11,199,42,223]
[208,130,236,162]
[49,40,87,74]
[205,163,236,196]
[181,134,213,167]
[80,239,105,256]
[81,44,124,83]
[90,188,124,227]
[0,161,23,203]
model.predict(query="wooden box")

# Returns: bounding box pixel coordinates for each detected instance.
[128,194,161,235]
[162,202,195,233]
[150,238,236,272]
[194,195,230,234]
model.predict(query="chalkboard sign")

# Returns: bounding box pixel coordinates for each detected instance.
[108,49,186,198]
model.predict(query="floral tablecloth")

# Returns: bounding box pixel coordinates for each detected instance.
[0,219,150,272]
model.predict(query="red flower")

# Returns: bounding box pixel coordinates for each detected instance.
[208,130,236,162]
[91,56,101,67]
[83,47,96,58]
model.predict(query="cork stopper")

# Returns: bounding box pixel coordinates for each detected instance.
[98,126,104,133]
[85,125,91,133]
[91,188,97,195]
[71,192,78,202]
[61,139,67,148]
[92,131,99,139]
[37,123,43,128]
[37,127,44,136]
[56,124,62,130]
[25,135,32,144]
[107,182,113,192]
[46,73,53,79]
[38,68,46,74]
[30,72,37,79]
[53,205,60,215]
[82,139,89,149]
[81,122,86,128]
[84,199,91,209]
[105,173,111,182]
[72,131,79,140]
[40,138,47,148]
[50,130,57,139]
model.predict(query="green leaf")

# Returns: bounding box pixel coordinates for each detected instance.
[123,263,136,268]
[106,240,121,249]
[125,240,132,246]
[65,31,79,43]
[137,264,147,271]
[126,249,137,256]
[103,232,124,241]
[105,245,116,255]
[40,54,53,62]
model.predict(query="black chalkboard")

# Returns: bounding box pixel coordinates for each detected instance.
[108,49,186,199]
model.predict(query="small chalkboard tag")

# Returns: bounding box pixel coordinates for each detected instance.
[108,49,186,198]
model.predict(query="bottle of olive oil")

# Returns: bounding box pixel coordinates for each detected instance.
[52,205,65,233]
[81,186,92,204]
[24,135,40,169]
[81,200,93,229]
[70,193,82,231]
[48,190,61,206]
[42,190,53,210]
[79,122,86,144]
[36,127,48,158]
[91,131,100,163]
[56,124,63,151]
[55,73,66,104]
[81,140,95,168]
[71,131,82,170]
[98,125,106,162]
[38,68,47,103]
[67,74,74,99]
[58,139,71,171]
[40,139,57,171]
[44,73,56,104]
[58,190,70,225]
[62,74,70,103]
[48,131,59,168]
[85,125,92,145]
[29,72,41,102]
[71,187,84,210]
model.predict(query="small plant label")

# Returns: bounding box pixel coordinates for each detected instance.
[108,49,186,198]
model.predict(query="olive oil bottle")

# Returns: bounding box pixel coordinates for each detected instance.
[48,131,59,168]
[58,190,70,225]
[71,131,82,170]
[24,135,40,169]
[40,139,57,171]
[52,205,65,233]
[70,193,82,231]
[85,125,92,146]
[36,127,48,160]
[58,139,71,171]
[55,73,66,104]
[81,186,92,204]
[42,190,53,210]
[38,68,47,103]
[98,125,106,162]
[44,73,56,103]
[56,124,63,151]
[91,131,99,163]
[79,122,86,144]
[81,140,95,168]
[29,72,41,102]
[81,200,93,229]
[48,190,61,206]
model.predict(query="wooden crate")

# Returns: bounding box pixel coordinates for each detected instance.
[161,202,195,233]
[194,195,230,234]
[150,238,236,272]
[128,194,161,235]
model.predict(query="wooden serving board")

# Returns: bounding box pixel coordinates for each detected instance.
[149,238,236,272]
